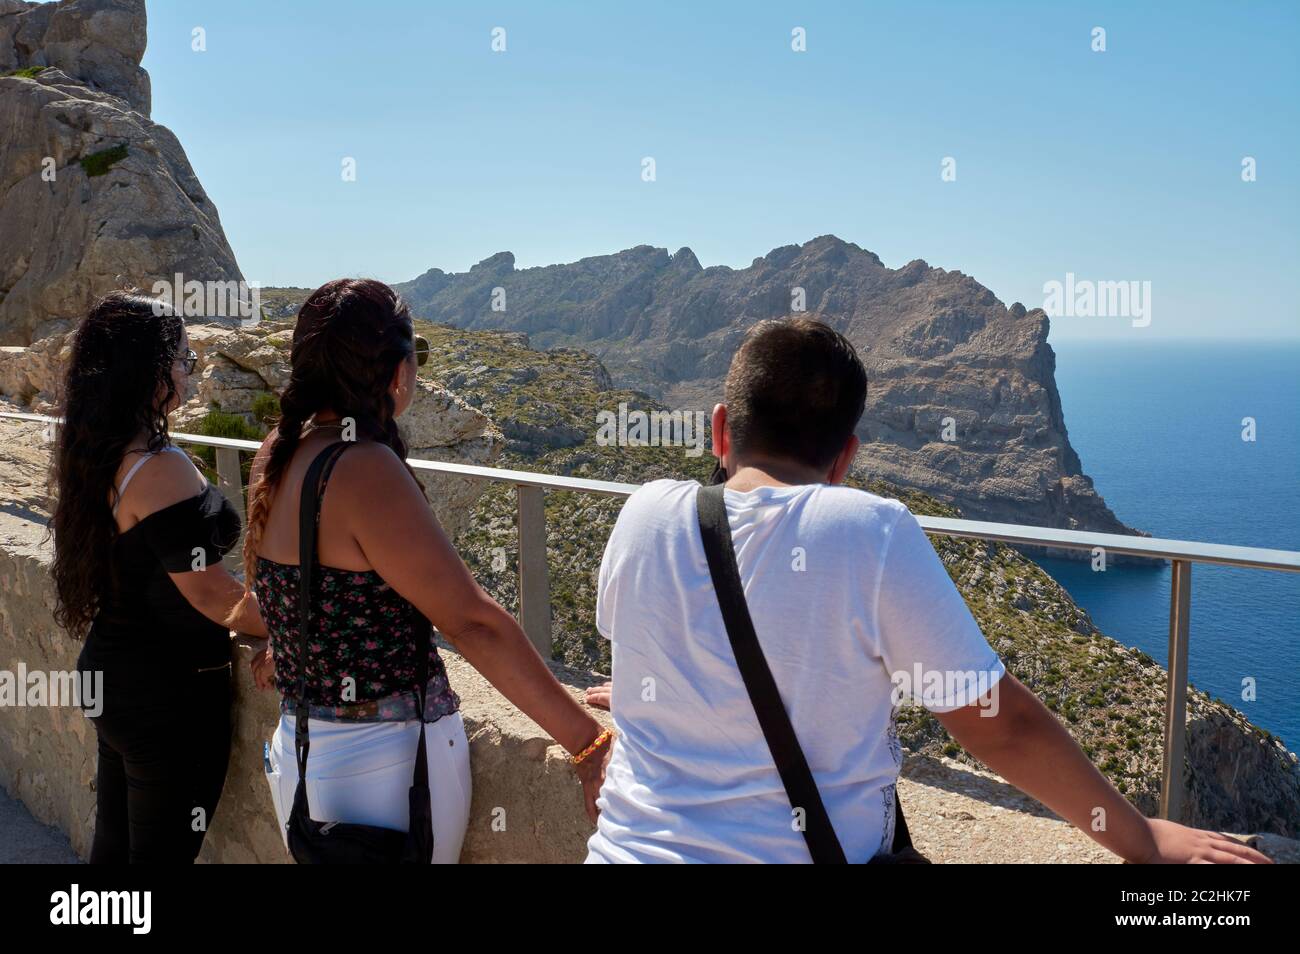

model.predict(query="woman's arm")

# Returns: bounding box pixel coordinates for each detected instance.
[334,444,609,815]
[171,566,267,636]
[120,450,267,637]
[934,674,1271,863]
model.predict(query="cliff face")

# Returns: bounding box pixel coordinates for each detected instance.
[0,0,243,344]
[395,236,1136,536]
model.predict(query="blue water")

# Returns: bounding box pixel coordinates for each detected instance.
[1037,341,1299,750]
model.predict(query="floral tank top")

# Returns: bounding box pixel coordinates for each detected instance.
[253,447,460,723]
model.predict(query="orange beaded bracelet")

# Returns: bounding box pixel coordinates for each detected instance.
[571,728,614,765]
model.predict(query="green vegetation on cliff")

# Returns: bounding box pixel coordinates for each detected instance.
[78,144,128,178]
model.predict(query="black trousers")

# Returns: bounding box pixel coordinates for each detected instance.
[87,666,233,864]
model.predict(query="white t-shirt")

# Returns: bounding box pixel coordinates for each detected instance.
[585,478,1005,864]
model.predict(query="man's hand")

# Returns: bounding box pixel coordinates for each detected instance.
[936,675,1274,864]
[1136,819,1273,864]
[250,646,276,691]
[584,681,611,710]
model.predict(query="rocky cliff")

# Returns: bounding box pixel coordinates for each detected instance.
[0,0,243,345]
[396,237,1136,537]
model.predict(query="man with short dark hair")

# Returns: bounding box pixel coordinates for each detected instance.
[584,317,1268,864]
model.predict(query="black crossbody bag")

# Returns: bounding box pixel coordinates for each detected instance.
[285,441,435,864]
[696,483,927,864]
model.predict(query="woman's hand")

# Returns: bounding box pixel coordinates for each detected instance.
[584,681,611,710]
[573,733,613,823]
[250,646,276,691]
[1135,819,1273,864]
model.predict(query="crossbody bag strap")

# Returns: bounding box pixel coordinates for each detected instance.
[409,620,431,793]
[293,441,352,788]
[695,483,848,864]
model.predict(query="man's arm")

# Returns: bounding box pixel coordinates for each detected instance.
[934,674,1271,863]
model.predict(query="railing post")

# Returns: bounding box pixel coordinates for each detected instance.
[1159,560,1192,821]
[516,484,552,658]
[214,447,246,573]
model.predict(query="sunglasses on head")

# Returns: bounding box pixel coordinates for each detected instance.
[180,348,198,375]
[413,335,429,367]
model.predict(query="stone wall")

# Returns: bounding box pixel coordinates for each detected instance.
[0,506,610,863]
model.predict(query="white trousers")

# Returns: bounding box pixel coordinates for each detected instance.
[265,711,471,864]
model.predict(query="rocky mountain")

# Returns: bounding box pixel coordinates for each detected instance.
[396,238,1137,537]
[0,0,243,344]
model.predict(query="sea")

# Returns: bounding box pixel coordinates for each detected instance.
[1037,340,1299,750]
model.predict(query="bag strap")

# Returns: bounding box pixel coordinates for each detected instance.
[696,483,847,864]
[695,483,914,861]
[293,441,353,785]
[410,621,431,794]
[292,441,433,805]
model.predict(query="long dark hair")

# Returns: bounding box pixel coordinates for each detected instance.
[231,278,421,619]
[51,292,184,638]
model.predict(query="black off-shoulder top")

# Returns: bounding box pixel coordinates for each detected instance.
[77,482,242,702]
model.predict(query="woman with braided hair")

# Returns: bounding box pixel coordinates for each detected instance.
[241,279,610,863]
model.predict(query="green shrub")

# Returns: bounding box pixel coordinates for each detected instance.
[191,410,265,483]
[80,144,128,178]
[250,391,280,426]
[7,66,46,79]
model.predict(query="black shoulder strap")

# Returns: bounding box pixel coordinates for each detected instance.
[696,483,847,864]
[292,440,432,810]
[695,483,917,861]
[294,441,352,781]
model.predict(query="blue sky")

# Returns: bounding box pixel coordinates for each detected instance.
[130,0,1299,340]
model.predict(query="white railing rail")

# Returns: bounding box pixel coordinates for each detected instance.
[3,410,1298,823]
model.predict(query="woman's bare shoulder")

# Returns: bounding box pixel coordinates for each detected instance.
[328,441,421,501]
[117,447,206,527]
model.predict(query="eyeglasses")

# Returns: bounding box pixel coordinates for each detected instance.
[180,348,199,375]
[413,335,429,367]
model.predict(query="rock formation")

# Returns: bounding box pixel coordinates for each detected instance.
[0,316,506,539]
[180,319,505,537]
[0,0,503,533]
[0,0,243,344]
[396,237,1136,536]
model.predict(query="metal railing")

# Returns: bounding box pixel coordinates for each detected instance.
[3,409,1298,823]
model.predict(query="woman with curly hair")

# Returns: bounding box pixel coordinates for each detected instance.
[52,292,266,864]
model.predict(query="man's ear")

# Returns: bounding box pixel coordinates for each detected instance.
[827,433,860,485]
[710,403,729,467]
